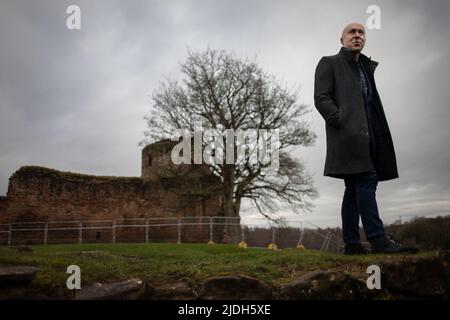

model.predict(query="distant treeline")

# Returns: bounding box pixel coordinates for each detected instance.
[385,215,450,250]
[243,215,450,252]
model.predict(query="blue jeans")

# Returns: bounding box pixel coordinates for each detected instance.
[341,157,386,244]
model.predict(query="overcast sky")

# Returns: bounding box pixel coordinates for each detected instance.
[0,0,449,228]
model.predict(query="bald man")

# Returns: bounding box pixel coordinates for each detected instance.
[314,23,418,254]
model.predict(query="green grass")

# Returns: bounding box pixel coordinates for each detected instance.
[0,243,437,292]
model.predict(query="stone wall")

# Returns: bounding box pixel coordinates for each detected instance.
[0,196,7,218]
[141,139,212,182]
[0,166,221,244]
[3,166,221,222]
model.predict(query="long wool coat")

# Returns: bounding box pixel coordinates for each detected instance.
[314,47,399,181]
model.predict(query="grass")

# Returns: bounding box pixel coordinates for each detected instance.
[12,165,143,183]
[0,243,438,292]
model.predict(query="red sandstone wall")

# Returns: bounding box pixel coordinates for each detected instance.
[0,196,7,218]
[1,166,220,224]
[0,197,9,244]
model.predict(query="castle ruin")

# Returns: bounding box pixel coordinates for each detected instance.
[0,140,224,244]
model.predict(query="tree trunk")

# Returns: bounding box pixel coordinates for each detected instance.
[215,165,239,243]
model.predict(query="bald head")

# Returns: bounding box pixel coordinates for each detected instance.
[340,22,366,53]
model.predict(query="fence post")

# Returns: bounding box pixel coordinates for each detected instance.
[320,234,326,251]
[8,224,12,246]
[297,226,305,247]
[112,220,116,244]
[145,219,149,243]
[320,233,331,252]
[234,217,240,244]
[267,226,278,250]
[78,222,83,244]
[177,219,181,244]
[325,233,332,252]
[43,223,48,245]
[240,226,245,243]
[209,217,213,243]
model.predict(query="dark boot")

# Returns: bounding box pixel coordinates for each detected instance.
[369,234,418,254]
[344,242,371,255]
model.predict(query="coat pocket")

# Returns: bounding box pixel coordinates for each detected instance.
[328,110,342,129]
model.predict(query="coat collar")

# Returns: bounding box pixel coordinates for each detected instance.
[338,46,379,70]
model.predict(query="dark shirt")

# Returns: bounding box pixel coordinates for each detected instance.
[358,60,376,156]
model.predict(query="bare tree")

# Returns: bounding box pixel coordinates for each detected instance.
[141,48,318,223]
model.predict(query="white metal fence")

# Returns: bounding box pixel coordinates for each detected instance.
[0,216,344,253]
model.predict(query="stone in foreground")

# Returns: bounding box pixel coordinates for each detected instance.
[381,257,449,298]
[198,274,273,300]
[278,270,367,300]
[151,282,196,300]
[0,266,40,284]
[74,279,146,300]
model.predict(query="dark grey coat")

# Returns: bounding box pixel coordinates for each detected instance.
[314,47,399,181]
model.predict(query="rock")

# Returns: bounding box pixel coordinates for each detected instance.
[0,266,40,284]
[0,285,43,300]
[278,270,368,300]
[74,279,147,300]
[0,286,70,300]
[381,257,449,298]
[198,274,273,300]
[151,282,196,300]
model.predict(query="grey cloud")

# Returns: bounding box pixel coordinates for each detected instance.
[0,0,448,227]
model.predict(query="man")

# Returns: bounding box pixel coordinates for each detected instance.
[314,22,417,254]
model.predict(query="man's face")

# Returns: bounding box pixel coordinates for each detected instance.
[340,23,366,52]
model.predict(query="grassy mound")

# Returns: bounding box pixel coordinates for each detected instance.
[0,243,437,290]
